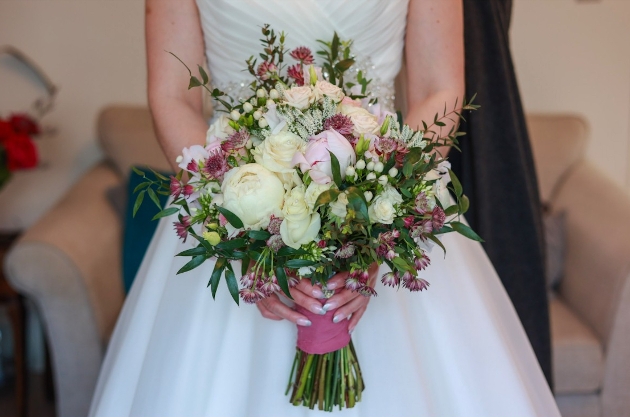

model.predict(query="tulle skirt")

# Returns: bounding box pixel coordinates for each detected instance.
[89,216,560,417]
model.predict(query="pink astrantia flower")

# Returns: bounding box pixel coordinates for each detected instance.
[202,151,229,180]
[323,114,354,136]
[335,243,356,259]
[403,276,431,292]
[381,272,400,288]
[431,206,446,230]
[240,288,265,304]
[266,234,285,252]
[287,64,305,86]
[359,286,378,297]
[170,176,183,198]
[415,253,431,271]
[267,215,283,235]
[415,192,431,215]
[221,129,250,152]
[257,61,277,81]
[290,46,314,64]
[173,216,191,242]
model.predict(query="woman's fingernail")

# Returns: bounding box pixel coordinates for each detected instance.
[312,305,325,315]
[326,282,338,289]
[333,314,344,323]
[312,288,324,298]
[297,318,312,327]
[349,327,355,334]
[323,302,336,311]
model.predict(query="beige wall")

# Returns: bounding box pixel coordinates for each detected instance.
[1,0,629,197]
[511,0,630,189]
[0,0,147,185]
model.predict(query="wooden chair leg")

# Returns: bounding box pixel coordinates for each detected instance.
[6,296,27,417]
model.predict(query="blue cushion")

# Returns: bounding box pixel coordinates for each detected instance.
[122,168,171,293]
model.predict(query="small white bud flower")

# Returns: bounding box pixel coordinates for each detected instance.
[364,191,373,202]
[243,102,253,113]
[366,161,375,171]
[374,162,384,173]
[256,88,266,98]
[230,109,241,121]
[250,97,257,105]
[366,172,376,181]
[355,160,366,170]
[175,155,183,163]
[258,118,269,128]
[269,89,279,99]
[378,175,388,185]
[345,166,356,177]
[266,98,275,106]
[388,167,399,177]
[253,110,262,120]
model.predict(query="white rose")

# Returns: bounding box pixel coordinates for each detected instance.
[339,104,380,136]
[280,185,321,249]
[206,114,235,142]
[283,86,314,110]
[368,187,402,224]
[313,80,344,102]
[253,130,304,174]
[221,163,285,230]
[381,185,403,205]
[304,182,332,211]
[329,192,349,218]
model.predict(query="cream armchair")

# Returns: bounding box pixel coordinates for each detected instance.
[528,114,630,417]
[3,107,629,417]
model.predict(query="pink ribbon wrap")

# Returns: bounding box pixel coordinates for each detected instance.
[295,305,351,354]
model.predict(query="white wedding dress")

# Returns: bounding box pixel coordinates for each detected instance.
[89,1,561,416]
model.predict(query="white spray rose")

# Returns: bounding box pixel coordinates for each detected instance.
[339,104,380,136]
[283,86,314,110]
[329,192,349,218]
[304,182,332,211]
[206,114,235,142]
[221,163,285,230]
[368,186,402,224]
[313,80,344,102]
[280,185,321,249]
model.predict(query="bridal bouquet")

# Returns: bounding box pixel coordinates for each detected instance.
[135,25,479,411]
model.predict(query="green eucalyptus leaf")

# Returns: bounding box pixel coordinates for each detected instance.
[215,238,247,251]
[427,234,447,255]
[132,190,145,218]
[444,205,459,217]
[133,181,150,193]
[177,246,207,257]
[329,151,342,188]
[209,258,226,298]
[198,65,209,85]
[248,230,271,241]
[450,221,484,242]
[314,189,341,208]
[334,59,354,72]
[132,166,145,177]
[458,195,470,214]
[216,206,244,229]
[147,188,161,210]
[177,255,206,275]
[285,259,316,268]
[241,256,250,277]
[448,169,463,197]
[149,169,170,181]
[346,187,369,223]
[225,265,240,305]
[188,76,202,89]
[151,207,179,221]
[275,266,293,299]
[402,162,413,178]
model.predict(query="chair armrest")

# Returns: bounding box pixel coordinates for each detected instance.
[3,162,124,417]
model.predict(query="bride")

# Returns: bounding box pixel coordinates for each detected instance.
[89,0,561,416]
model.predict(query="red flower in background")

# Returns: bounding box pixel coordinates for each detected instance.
[0,114,40,172]
[9,114,40,136]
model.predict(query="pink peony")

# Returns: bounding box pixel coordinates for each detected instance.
[292,129,356,185]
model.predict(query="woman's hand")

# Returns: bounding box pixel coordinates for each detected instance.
[256,263,379,333]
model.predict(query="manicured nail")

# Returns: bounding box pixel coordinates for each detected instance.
[348,327,355,334]
[312,305,326,315]
[323,302,337,311]
[297,318,312,327]
[333,314,344,323]
[312,288,324,298]
[326,282,338,289]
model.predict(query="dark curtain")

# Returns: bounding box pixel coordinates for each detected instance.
[449,0,553,387]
